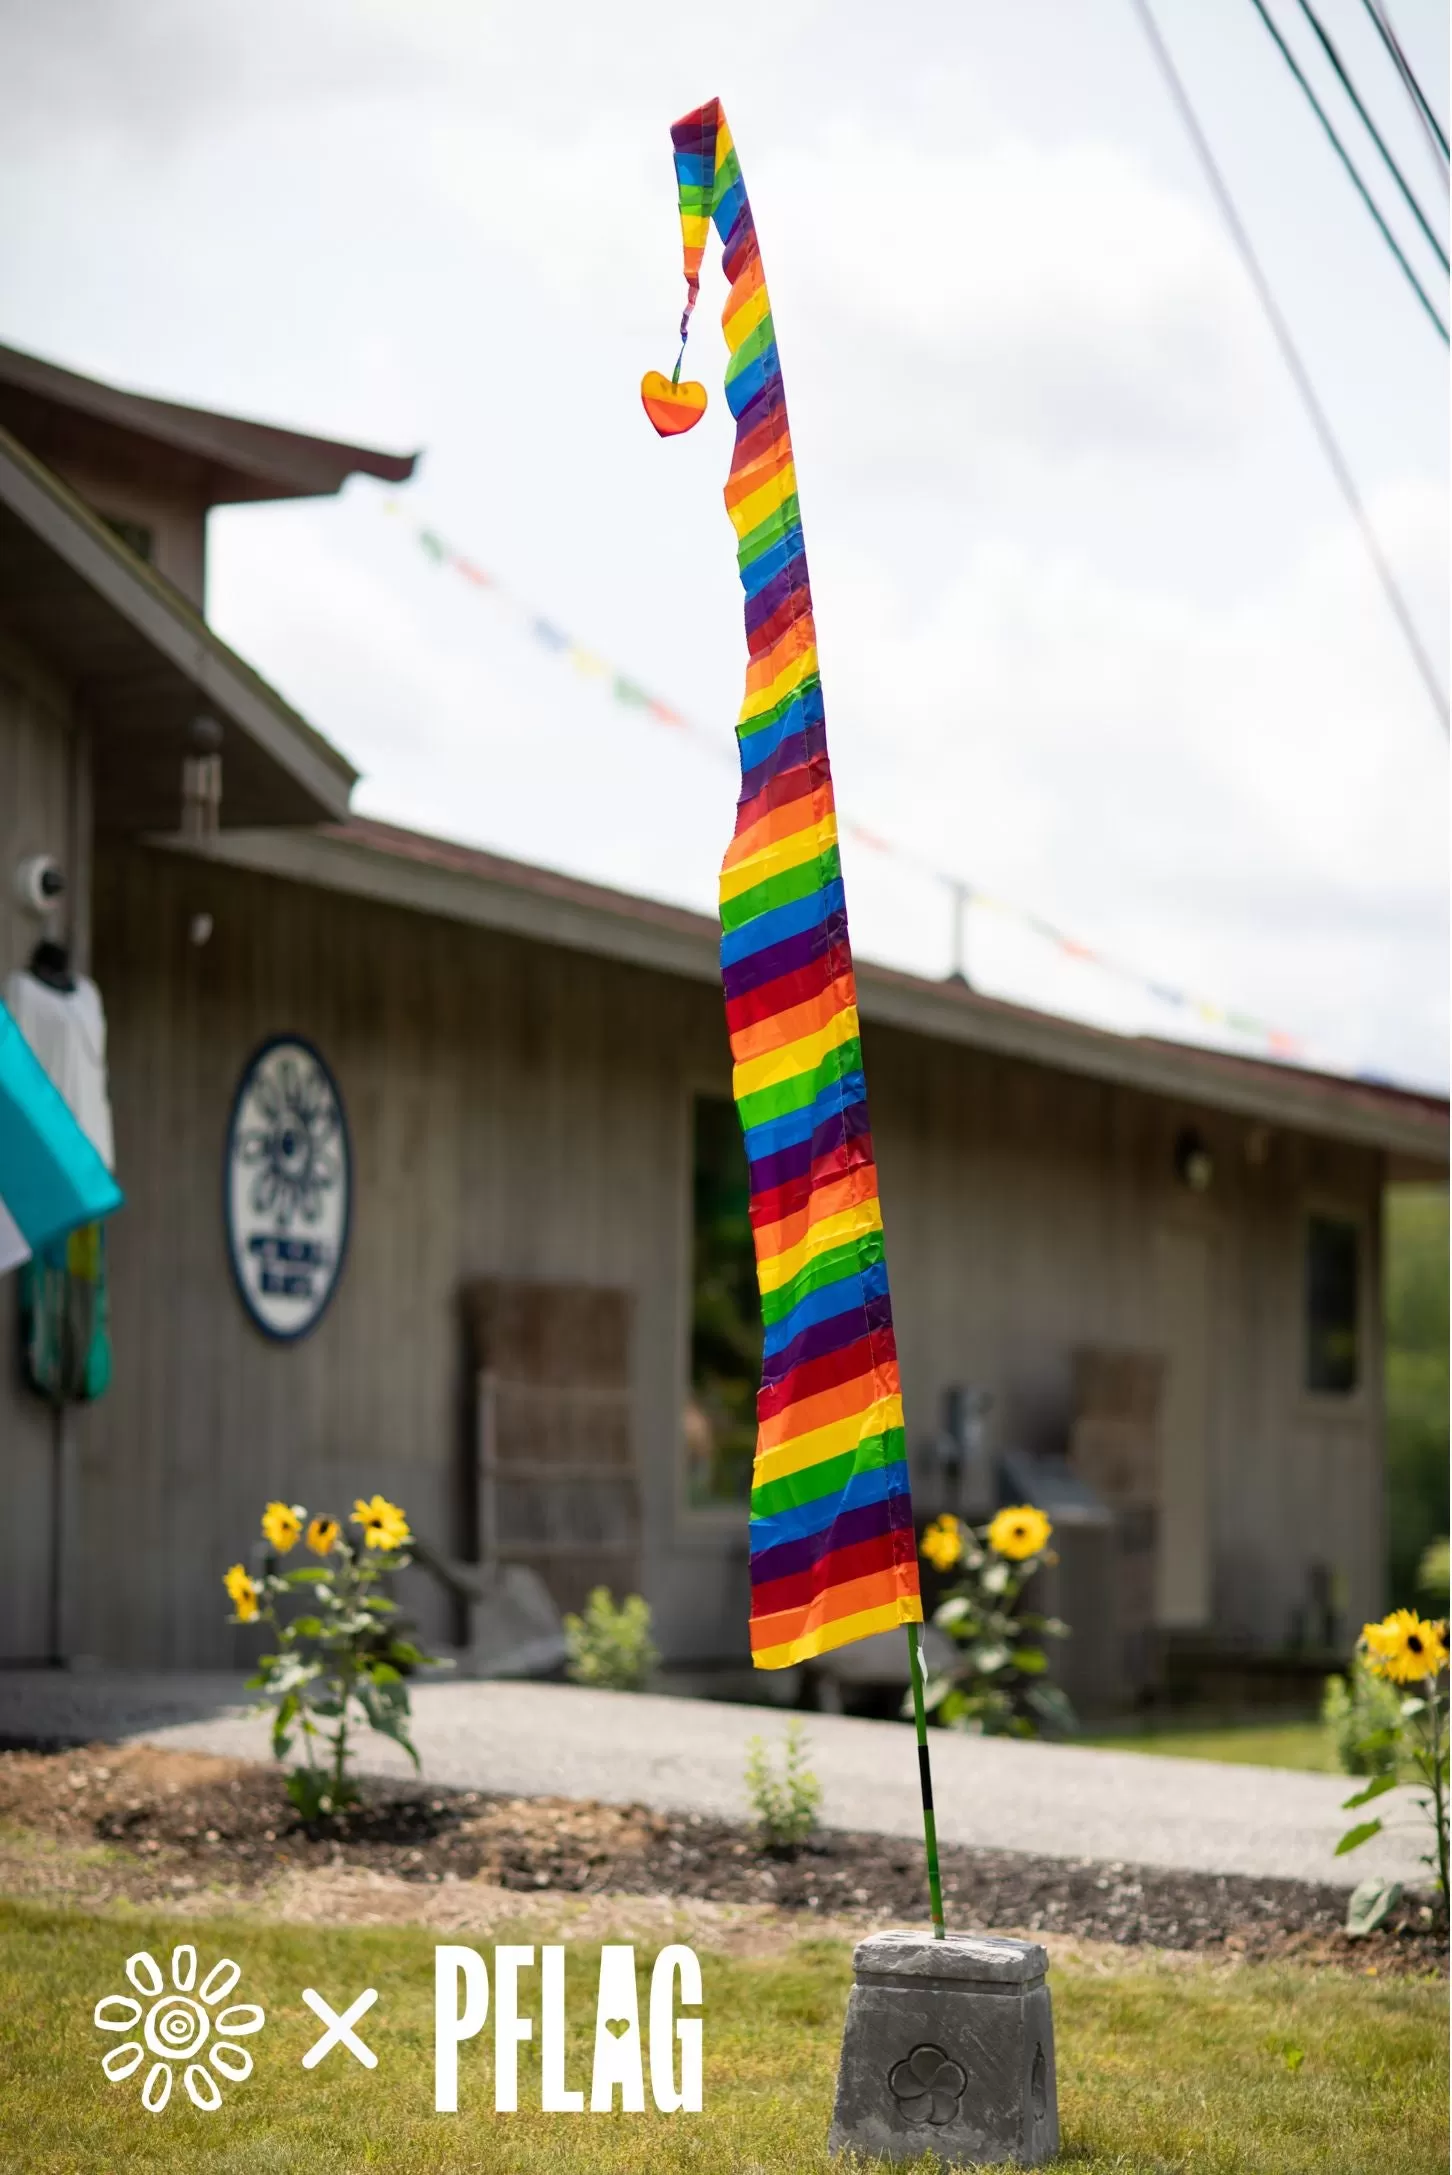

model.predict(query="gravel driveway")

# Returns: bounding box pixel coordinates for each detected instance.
[0,1669,1425,1889]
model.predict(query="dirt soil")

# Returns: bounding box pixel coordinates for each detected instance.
[0,1743,1442,1976]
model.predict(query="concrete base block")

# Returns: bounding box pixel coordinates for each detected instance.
[828,1929,1059,2168]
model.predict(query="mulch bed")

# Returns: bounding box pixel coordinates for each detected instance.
[0,1743,1443,1975]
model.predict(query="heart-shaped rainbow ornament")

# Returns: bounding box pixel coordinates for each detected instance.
[641,369,707,438]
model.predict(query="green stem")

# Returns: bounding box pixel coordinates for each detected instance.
[332,1705,349,1803]
[907,1625,946,1939]
[332,1603,352,1806]
[1431,1679,1449,1917]
[265,1599,314,1775]
[328,1546,363,1808]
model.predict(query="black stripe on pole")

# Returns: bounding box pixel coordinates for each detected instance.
[917,1741,935,1812]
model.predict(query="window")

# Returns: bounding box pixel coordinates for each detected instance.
[685,1095,762,1507]
[1305,1214,1359,1394]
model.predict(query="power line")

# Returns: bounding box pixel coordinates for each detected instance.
[1361,0,1450,169]
[1294,0,1447,270]
[1247,0,1447,342]
[1127,0,1449,733]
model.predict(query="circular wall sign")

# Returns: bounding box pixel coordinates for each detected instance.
[224,1035,351,1341]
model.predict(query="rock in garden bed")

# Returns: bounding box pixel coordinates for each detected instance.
[0,1742,1442,1975]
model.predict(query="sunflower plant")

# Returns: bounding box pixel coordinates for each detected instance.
[1335,1606,1449,1915]
[914,1505,1074,1738]
[222,1494,442,1824]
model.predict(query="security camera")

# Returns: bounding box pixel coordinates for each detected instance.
[14,854,65,916]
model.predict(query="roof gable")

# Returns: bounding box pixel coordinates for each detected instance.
[0,421,355,828]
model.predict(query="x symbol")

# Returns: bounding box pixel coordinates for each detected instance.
[301,1985,379,2070]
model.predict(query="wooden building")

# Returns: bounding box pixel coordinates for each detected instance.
[1,346,1446,1700]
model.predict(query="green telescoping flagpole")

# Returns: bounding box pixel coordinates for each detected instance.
[907,1625,946,1937]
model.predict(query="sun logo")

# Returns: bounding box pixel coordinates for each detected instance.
[93,1944,265,2113]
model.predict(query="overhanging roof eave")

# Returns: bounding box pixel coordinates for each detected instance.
[0,340,417,502]
[151,821,1449,1167]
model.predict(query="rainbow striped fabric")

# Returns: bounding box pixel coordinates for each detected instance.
[666,100,923,1669]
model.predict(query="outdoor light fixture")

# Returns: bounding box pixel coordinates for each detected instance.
[1174,1128,1214,1193]
[181,714,224,843]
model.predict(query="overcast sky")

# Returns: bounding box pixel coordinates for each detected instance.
[1,0,1446,1087]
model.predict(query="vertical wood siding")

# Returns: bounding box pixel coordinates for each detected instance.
[868,1029,1386,1648]
[72,842,1386,1668]
[0,643,77,1658]
[85,844,737,1665]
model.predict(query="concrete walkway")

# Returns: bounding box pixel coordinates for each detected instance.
[0,1671,1424,1889]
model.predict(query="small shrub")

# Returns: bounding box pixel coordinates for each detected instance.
[562,1587,659,1691]
[1322,1656,1404,1778]
[222,1494,441,1824]
[745,1719,822,1852]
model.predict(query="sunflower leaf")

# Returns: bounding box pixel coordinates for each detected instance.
[1342,1774,1397,1810]
[1334,1819,1384,1856]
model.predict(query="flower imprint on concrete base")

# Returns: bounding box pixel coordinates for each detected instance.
[887,2043,968,2125]
[93,1945,264,2113]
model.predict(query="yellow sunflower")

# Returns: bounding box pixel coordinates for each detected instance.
[986,1505,1052,1562]
[352,1495,411,1552]
[306,1516,341,1558]
[223,1563,259,1623]
[920,1514,964,1572]
[260,1501,302,1553]
[1362,1608,1448,1684]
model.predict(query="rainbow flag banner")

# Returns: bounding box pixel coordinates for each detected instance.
[655,100,924,1670]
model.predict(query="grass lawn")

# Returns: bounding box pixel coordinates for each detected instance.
[0,1900,1443,2173]
[1079,1716,1340,1773]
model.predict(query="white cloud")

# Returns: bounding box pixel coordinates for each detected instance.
[0,0,433,152]
[770,130,1271,465]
